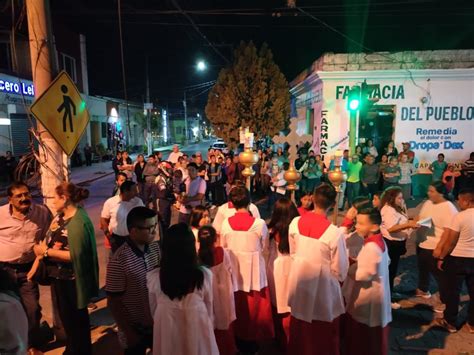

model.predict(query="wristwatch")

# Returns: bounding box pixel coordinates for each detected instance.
[43,247,50,259]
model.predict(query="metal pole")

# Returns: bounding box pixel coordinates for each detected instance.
[145,56,152,154]
[349,110,358,154]
[26,0,67,211]
[183,91,188,143]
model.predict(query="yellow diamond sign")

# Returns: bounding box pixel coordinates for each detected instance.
[30,71,90,156]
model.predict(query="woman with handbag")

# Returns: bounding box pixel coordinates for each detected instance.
[29,182,99,355]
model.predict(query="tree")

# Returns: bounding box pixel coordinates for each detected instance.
[205,41,291,147]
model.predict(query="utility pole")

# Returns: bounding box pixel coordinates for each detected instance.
[26,0,67,212]
[183,91,188,144]
[145,56,152,155]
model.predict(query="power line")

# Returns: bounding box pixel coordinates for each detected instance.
[166,0,230,64]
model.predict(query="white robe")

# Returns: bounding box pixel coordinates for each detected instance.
[287,216,349,323]
[267,239,292,314]
[147,268,219,355]
[210,248,237,330]
[213,202,261,235]
[342,238,392,327]
[220,214,269,292]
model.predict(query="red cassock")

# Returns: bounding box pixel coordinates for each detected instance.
[220,211,274,342]
[287,213,349,355]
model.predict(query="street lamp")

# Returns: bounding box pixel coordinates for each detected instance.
[196,60,207,72]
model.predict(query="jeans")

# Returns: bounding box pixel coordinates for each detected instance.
[157,199,172,231]
[383,238,407,294]
[306,178,321,194]
[51,279,92,355]
[442,256,474,326]
[1,263,42,347]
[363,182,379,197]
[399,183,412,200]
[417,247,445,302]
[346,181,361,207]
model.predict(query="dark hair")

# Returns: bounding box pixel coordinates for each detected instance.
[358,207,382,225]
[313,183,337,210]
[160,223,204,300]
[355,145,363,153]
[120,180,136,194]
[148,154,155,159]
[298,191,313,208]
[352,196,372,212]
[187,162,198,170]
[229,186,250,209]
[189,205,208,229]
[438,153,445,158]
[380,186,406,214]
[430,181,449,199]
[373,191,383,198]
[458,188,474,203]
[116,172,127,181]
[127,206,157,232]
[197,165,207,173]
[268,198,299,254]
[198,226,217,267]
[55,182,89,204]
[7,181,30,197]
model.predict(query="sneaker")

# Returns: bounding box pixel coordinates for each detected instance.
[433,303,446,313]
[391,302,401,310]
[434,318,457,333]
[415,289,431,299]
[464,323,474,334]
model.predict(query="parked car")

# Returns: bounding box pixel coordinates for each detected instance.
[210,141,229,154]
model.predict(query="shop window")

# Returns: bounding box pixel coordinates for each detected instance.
[60,53,77,82]
[101,122,107,138]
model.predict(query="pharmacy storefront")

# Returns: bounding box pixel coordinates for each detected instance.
[0,73,36,156]
[291,55,474,195]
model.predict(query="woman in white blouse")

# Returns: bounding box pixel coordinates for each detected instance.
[380,186,419,308]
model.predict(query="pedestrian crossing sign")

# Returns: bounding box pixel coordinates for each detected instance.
[30,71,90,156]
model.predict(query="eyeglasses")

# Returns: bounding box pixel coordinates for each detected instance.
[135,224,157,233]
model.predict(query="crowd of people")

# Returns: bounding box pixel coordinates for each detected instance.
[0,141,473,355]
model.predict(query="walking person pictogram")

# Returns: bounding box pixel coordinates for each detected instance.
[57,84,76,132]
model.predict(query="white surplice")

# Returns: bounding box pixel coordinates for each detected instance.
[267,239,292,314]
[287,214,349,323]
[210,248,237,330]
[220,212,269,292]
[147,268,219,355]
[342,235,392,327]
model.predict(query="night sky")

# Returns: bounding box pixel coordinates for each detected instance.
[47,0,474,113]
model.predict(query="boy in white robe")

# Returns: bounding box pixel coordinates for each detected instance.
[342,207,392,355]
[220,186,273,353]
[287,183,349,355]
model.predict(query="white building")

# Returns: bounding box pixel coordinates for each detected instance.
[290,50,474,174]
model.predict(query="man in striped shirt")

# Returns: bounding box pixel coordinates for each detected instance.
[106,207,161,355]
